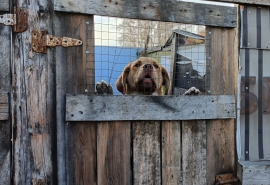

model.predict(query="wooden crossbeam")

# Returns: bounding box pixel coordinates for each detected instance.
[66,95,236,121]
[54,0,237,27]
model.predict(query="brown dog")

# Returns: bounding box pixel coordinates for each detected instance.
[116,57,170,95]
[95,57,200,95]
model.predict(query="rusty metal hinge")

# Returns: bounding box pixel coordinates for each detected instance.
[31,28,83,53]
[0,7,28,32]
[215,173,239,185]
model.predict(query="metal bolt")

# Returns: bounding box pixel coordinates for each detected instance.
[246,87,248,90]
[85,89,88,92]
[208,90,211,94]
[246,151,249,154]
[248,43,250,45]
[86,51,90,54]
[209,32,211,34]
[208,57,211,60]
[86,21,89,24]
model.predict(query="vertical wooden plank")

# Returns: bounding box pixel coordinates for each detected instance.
[182,121,207,185]
[65,122,96,185]
[0,120,10,185]
[0,0,9,11]
[12,0,56,184]
[54,13,96,184]
[133,121,161,185]
[170,33,177,95]
[0,23,11,185]
[97,121,131,185]
[161,121,182,185]
[262,51,270,160]
[206,27,237,184]
[0,26,11,93]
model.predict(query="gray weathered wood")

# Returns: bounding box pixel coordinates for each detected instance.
[208,0,270,6]
[237,161,270,184]
[54,0,237,28]
[0,92,9,120]
[66,95,236,121]
[12,0,56,184]
[65,122,96,185]
[54,13,96,184]
[205,26,237,185]
[170,33,177,95]
[97,122,131,185]
[161,121,182,185]
[0,26,10,122]
[0,0,9,11]
[0,28,10,94]
[182,121,207,185]
[133,121,161,185]
[0,121,10,185]
[0,24,10,185]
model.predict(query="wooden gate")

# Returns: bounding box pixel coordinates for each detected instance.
[0,0,238,184]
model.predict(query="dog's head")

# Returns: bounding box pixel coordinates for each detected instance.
[116,57,170,95]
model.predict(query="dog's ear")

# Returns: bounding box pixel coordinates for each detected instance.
[116,64,131,94]
[161,66,170,95]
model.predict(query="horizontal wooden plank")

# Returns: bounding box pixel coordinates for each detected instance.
[54,0,237,27]
[0,93,8,103]
[0,0,9,11]
[66,95,236,121]
[0,113,8,120]
[0,93,8,120]
[238,161,270,184]
[208,0,270,6]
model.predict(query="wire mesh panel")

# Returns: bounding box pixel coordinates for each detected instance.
[85,16,210,95]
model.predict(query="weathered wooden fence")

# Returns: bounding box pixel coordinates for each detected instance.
[55,1,238,184]
[0,0,239,184]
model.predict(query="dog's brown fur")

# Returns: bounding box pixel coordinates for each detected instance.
[116,57,170,95]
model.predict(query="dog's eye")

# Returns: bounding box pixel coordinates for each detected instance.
[134,62,141,67]
[154,64,159,68]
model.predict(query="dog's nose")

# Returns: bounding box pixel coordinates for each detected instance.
[143,64,153,70]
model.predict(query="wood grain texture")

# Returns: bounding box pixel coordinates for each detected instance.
[54,13,96,184]
[54,0,237,28]
[238,161,270,184]
[65,122,96,185]
[0,93,8,120]
[0,0,9,11]
[12,0,56,184]
[161,121,182,185]
[0,121,10,185]
[0,23,11,185]
[97,122,131,185]
[170,33,177,95]
[208,0,270,6]
[205,27,237,184]
[133,121,161,185]
[66,95,236,121]
[0,27,11,93]
[0,25,10,121]
[182,121,207,185]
